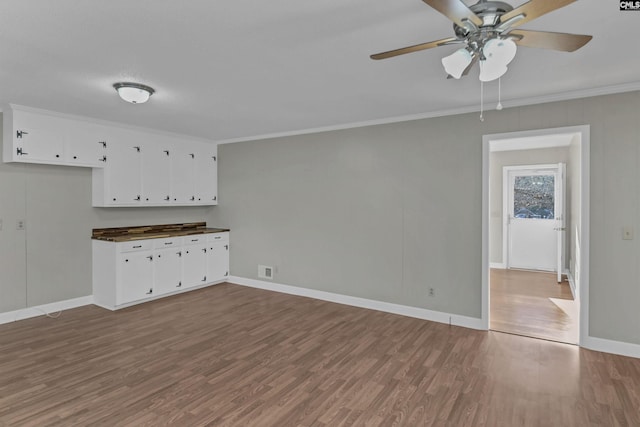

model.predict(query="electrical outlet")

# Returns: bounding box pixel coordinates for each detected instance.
[428,288,435,297]
[16,220,25,230]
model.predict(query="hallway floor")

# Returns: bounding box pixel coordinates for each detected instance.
[490,268,579,344]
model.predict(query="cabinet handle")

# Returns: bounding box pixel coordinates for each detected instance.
[177,251,182,257]
[164,150,170,156]
[212,156,217,161]
[99,155,107,162]
[202,248,207,253]
[213,196,217,201]
[133,146,141,152]
[177,282,182,288]
[134,195,141,201]
[146,288,153,294]
[55,154,60,158]
[225,271,228,276]
[164,242,173,245]
[202,276,207,282]
[133,245,142,248]
[190,196,195,201]
[224,245,228,250]
[189,153,195,159]
[146,255,153,261]
[164,196,170,201]
[191,239,198,242]
[16,147,29,156]
[98,141,107,148]
[16,130,29,139]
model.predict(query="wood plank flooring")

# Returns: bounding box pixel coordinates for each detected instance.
[490,268,578,344]
[1,283,639,426]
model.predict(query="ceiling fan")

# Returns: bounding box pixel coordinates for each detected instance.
[371,0,593,82]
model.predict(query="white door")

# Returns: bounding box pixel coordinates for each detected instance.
[141,143,172,204]
[207,241,229,281]
[154,247,183,295]
[506,164,565,273]
[118,251,154,304]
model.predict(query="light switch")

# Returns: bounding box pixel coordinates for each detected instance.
[622,226,634,240]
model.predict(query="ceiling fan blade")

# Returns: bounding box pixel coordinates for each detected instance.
[510,30,592,52]
[500,0,576,29]
[370,37,459,60]
[422,0,483,27]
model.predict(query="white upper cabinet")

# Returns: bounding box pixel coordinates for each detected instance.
[141,137,172,204]
[196,144,218,205]
[92,132,218,207]
[2,105,106,167]
[171,148,198,204]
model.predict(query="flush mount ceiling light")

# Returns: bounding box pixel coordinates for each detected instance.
[113,82,155,104]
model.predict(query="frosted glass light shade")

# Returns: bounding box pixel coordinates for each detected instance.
[479,60,508,82]
[441,48,473,79]
[483,38,517,66]
[113,82,155,104]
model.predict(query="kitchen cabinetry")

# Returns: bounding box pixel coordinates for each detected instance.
[2,104,106,168]
[92,228,229,310]
[92,135,218,207]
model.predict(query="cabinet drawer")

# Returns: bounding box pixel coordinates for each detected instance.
[184,235,207,245]
[117,240,153,253]
[207,232,229,243]
[153,237,184,249]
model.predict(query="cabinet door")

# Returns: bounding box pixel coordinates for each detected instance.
[106,138,143,205]
[182,243,208,287]
[207,241,229,281]
[154,247,183,295]
[171,150,197,204]
[118,251,154,304]
[12,115,65,164]
[196,145,218,205]
[65,121,107,167]
[141,142,172,204]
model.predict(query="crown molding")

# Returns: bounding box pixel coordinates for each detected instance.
[216,81,640,145]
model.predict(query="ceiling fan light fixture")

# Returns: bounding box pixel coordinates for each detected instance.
[113,82,155,104]
[441,48,473,79]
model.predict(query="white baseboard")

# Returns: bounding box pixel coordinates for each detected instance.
[582,335,640,359]
[0,295,94,325]
[228,276,485,330]
[490,262,505,269]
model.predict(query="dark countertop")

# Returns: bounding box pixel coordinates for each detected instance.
[92,222,229,242]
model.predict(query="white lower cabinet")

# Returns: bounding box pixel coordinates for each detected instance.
[182,236,209,288]
[119,251,154,303]
[153,237,184,295]
[92,232,229,310]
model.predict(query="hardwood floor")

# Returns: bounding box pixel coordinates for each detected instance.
[490,268,578,344]
[1,283,639,426]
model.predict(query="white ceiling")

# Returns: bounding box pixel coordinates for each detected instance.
[1,0,638,142]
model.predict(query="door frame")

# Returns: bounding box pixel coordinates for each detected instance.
[481,125,590,346]
[502,163,563,272]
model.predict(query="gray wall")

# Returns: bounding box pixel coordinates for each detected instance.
[489,146,571,266]
[211,91,640,345]
[0,113,213,312]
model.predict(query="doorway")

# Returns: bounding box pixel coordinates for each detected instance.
[481,126,590,346]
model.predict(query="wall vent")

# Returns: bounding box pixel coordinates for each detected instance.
[258,265,273,280]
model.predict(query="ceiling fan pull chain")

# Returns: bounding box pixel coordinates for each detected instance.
[480,80,484,122]
[497,77,503,111]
